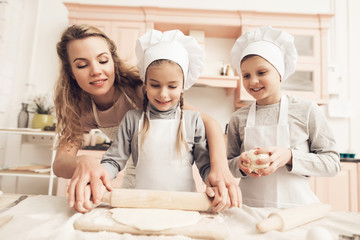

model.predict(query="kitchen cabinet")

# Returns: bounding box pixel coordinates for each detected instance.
[0,128,56,195]
[310,161,359,212]
[67,6,149,66]
[65,3,240,89]
[65,3,332,104]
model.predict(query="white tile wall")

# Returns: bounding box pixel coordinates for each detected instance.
[0,0,24,115]
[0,0,25,190]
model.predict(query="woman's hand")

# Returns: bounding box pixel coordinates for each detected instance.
[247,147,292,177]
[206,186,231,212]
[206,166,242,209]
[67,155,112,213]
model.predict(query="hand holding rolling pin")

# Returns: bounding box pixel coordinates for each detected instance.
[67,157,113,213]
[239,147,292,177]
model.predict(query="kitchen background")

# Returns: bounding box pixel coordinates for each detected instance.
[0,0,359,201]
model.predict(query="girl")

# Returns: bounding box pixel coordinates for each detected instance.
[54,25,240,212]
[227,26,340,208]
[100,29,225,210]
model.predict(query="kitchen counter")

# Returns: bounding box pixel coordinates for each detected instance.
[340,158,360,163]
[0,194,359,240]
[0,193,23,209]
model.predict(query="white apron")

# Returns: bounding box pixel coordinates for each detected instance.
[241,95,318,208]
[135,108,196,192]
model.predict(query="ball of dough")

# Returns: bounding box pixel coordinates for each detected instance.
[243,149,270,173]
[306,226,333,240]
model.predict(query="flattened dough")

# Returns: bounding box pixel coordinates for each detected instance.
[110,208,201,231]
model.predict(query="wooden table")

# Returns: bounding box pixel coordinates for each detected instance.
[0,194,359,240]
[0,193,23,209]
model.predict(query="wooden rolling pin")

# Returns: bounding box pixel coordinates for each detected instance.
[102,189,213,211]
[256,203,331,233]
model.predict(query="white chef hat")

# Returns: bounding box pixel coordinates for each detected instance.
[231,25,297,81]
[136,29,205,90]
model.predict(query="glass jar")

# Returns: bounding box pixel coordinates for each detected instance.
[17,103,29,128]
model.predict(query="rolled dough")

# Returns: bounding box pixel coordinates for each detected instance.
[110,208,201,231]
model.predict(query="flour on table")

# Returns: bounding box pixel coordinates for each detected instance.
[110,208,201,231]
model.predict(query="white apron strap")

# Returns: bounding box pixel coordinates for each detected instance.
[246,102,257,127]
[278,95,289,125]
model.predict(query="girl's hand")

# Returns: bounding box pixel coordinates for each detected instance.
[254,147,292,176]
[67,155,112,213]
[206,166,242,209]
[238,151,262,177]
[206,186,231,212]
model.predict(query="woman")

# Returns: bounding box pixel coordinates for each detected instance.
[54,24,241,212]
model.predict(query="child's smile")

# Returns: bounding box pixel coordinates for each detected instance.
[155,99,172,105]
[250,86,265,92]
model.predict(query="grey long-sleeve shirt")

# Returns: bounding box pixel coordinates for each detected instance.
[227,94,340,178]
[101,104,210,183]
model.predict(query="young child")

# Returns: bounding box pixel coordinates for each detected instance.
[101,29,222,206]
[227,26,340,208]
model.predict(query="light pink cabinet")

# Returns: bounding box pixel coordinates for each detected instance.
[66,4,150,66]
[64,3,332,105]
[310,162,359,212]
[110,22,147,66]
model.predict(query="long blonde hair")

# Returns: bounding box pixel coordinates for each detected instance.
[55,24,143,148]
[139,60,189,157]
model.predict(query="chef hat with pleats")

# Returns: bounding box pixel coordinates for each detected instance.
[136,29,205,90]
[231,25,297,81]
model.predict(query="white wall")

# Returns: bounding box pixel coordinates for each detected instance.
[0,0,68,194]
[0,0,68,127]
[348,0,360,154]
[0,0,359,193]
[0,0,25,125]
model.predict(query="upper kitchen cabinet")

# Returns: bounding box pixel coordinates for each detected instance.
[65,4,150,66]
[64,3,332,98]
[64,3,241,89]
[236,12,333,106]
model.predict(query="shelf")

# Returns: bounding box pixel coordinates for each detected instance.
[0,128,57,195]
[0,128,55,136]
[0,170,53,178]
[196,75,238,88]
